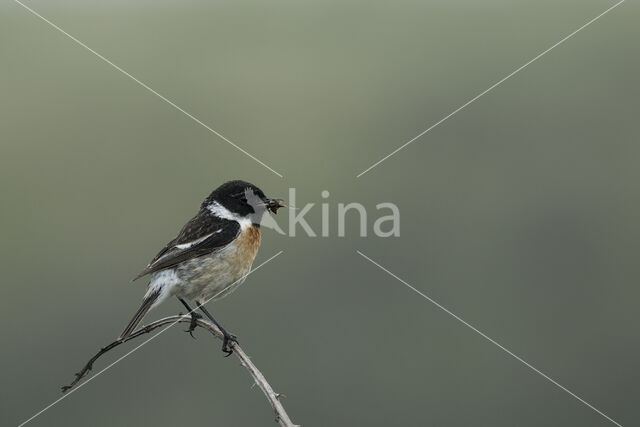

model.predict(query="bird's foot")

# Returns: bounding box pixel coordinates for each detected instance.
[221,331,238,357]
[184,312,203,338]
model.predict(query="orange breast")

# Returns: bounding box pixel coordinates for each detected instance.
[234,225,261,268]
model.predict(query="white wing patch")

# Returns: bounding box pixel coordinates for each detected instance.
[174,230,222,250]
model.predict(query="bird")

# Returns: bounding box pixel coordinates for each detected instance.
[120,180,284,355]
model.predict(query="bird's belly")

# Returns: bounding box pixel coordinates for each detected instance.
[174,226,261,302]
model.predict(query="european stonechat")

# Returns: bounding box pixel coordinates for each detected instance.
[120,180,284,355]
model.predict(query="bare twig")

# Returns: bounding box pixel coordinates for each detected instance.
[62,315,297,427]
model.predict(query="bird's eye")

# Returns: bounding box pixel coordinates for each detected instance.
[231,192,247,203]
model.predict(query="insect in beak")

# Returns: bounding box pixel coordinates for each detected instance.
[266,198,285,214]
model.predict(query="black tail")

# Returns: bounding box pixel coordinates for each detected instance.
[119,290,160,339]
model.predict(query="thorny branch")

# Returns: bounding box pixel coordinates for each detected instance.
[62,315,297,427]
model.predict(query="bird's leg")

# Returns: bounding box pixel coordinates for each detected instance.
[178,297,202,338]
[197,303,238,356]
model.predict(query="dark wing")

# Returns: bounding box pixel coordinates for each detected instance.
[133,210,240,281]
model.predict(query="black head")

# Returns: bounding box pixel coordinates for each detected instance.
[203,180,284,218]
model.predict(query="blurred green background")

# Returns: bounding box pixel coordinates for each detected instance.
[1,0,638,426]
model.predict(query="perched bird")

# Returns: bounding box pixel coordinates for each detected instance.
[120,180,284,355]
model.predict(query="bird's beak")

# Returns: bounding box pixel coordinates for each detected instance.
[266,198,285,214]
